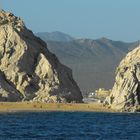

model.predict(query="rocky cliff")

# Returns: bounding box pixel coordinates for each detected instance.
[0,10,83,103]
[105,45,140,111]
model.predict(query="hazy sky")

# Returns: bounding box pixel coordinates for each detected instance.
[0,0,140,42]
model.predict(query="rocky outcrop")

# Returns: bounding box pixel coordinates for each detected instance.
[0,10,83,103]
[105,45,140,111]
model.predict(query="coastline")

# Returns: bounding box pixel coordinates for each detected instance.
[0,102,116,113]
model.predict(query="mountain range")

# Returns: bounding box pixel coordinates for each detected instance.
[36,31,139,97]
[36,31,74,42]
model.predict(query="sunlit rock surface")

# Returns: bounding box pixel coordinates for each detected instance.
[105,45,140,111]
[0,10,83,103]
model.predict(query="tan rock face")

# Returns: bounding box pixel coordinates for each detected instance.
[105,45,140,111]
[0,10,83,102]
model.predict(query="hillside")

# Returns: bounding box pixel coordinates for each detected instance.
[37,32,139,96]
[36,31,74,42]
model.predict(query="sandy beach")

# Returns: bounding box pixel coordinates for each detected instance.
[0,102,116,113]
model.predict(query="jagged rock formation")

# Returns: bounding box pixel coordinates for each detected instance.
[105,45,140,111]
[0,10,83,103]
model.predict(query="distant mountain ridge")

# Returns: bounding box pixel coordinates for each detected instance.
[37,31,139,96]
[36,31,74,42]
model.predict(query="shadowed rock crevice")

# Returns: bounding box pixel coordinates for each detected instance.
[0,70,23,101]
[136,83,140,104]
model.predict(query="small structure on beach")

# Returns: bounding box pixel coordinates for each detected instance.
[95,88,111,98]
[84,88,111,103]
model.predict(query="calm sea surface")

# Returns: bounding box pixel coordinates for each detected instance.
[0,112,139,140]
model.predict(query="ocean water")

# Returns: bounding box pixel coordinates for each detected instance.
[0,112,139,140]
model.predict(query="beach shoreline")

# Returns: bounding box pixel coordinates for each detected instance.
[0,102,117,113]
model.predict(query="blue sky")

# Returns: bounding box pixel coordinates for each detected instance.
[0,0,140,42]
